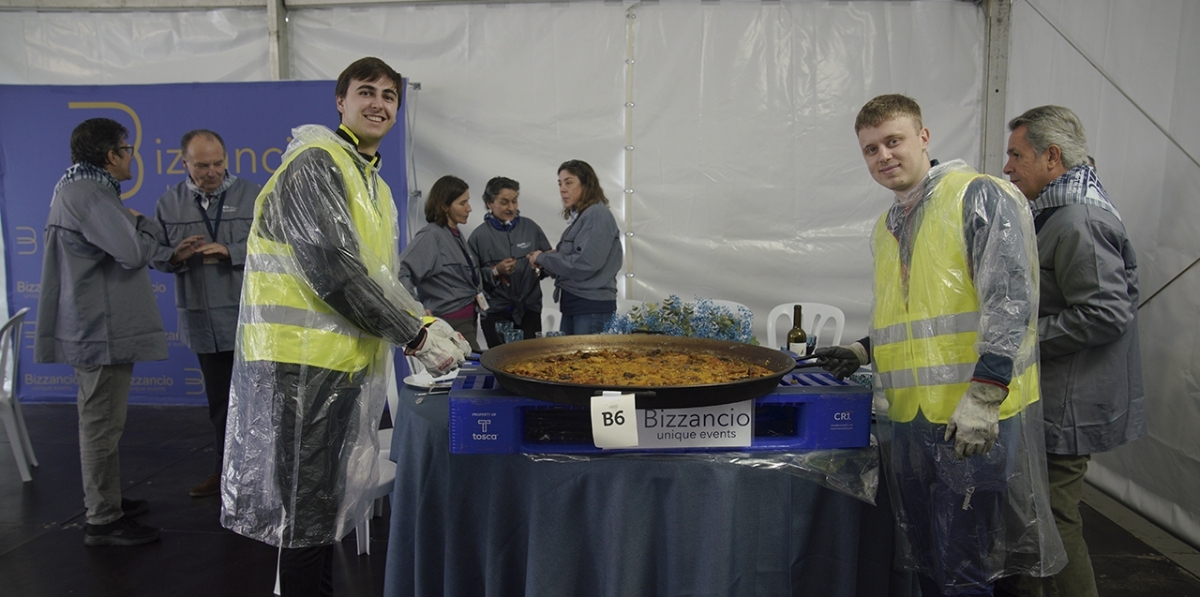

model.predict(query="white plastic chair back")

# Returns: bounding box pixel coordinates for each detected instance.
[541,308,561,333]
[353,458,397,555]
[379,354,401,461]
[0,308,37,482]
[766,302,845,350]
[358,351,401,555]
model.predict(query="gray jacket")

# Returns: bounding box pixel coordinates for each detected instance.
[1036,202,1146,454]
[467,214,552,324]
[538,204,622,302]
[398,222,480,317]
[152,176,259,353]
[35,175,174,366]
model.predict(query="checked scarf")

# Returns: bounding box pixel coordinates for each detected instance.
[1031,164,1121,221]
[54,162,120,197]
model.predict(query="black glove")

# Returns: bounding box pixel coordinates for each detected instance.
[813,342,868,380]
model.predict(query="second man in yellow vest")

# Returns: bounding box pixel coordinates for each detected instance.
[815,94,1065,597]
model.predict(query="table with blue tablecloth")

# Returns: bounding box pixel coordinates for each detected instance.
[383,383,916,597]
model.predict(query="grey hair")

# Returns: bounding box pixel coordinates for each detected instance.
[1008,105,1089,169]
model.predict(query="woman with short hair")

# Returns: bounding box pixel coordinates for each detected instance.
[468,176,552,347]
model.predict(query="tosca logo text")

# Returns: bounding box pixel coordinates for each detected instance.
[473,418,497,441]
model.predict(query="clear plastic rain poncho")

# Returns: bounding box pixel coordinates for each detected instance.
[220,125,425,548]
[868,160,1065,593]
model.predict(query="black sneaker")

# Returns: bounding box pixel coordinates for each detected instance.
[121,498,149,518]
[84,517,161,547]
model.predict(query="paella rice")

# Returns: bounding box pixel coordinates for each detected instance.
[504,348,774,386]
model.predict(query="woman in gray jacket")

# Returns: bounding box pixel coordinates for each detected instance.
[399,175,483,351]
[528,160,623,335]
[468,176,551,347]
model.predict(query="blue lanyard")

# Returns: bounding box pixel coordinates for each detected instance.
[195,191,227,240]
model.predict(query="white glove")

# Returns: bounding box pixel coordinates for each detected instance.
[406,317,470,376]
[426,317,472,355]
[944,380,1008,459]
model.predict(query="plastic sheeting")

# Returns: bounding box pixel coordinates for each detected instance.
[529,436,880,505]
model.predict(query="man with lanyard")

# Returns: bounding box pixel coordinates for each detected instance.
[152,129,260,499]
[220,57,469,597]
[814,95,1064,595]
[999,105,1145,597]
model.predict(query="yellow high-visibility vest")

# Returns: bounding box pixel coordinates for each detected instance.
[240,137,398,373]
[871,169,1039,424]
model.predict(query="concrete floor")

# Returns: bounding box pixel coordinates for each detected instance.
[2,402,1198,596]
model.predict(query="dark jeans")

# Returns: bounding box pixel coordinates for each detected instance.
[196,350,234,474]
[560,311,614,335]
[480,311,542,348]
[891,411,1021,596]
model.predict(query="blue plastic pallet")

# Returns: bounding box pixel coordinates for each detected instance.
[447,371,871,454]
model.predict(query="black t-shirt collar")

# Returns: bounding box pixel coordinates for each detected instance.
[337,124,381,169]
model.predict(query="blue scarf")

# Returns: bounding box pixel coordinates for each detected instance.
[1032,164,1121,221]
[485,211,519,231]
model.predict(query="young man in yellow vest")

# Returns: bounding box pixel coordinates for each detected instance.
[219,57,470,597]
[815,94,1064,596]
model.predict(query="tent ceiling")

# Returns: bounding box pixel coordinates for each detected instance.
[0,0,562,8]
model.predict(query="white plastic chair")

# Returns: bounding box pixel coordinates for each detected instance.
[353,459,396,555]
[541,308,561,333]
[765,302,845,351]
[0,308,37,482]
[378,356,402,462]
[354,354,402,555]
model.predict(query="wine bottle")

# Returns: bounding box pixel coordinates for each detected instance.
[786,305,808,354]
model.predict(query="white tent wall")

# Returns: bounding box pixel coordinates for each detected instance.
[0,9,271,82]
[0,1,982,346]
[2,0,1196,548]
[288,0,983,346]
[1007,0,1200,549]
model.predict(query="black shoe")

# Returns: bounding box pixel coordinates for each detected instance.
[121,498,149,518]
[84,517,160,547]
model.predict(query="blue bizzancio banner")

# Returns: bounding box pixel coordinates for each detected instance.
[0,81,409,404]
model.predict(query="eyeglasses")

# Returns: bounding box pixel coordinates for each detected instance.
[116,145,134,155]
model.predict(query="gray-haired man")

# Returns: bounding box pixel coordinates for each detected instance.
[1002,105,1146,597]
